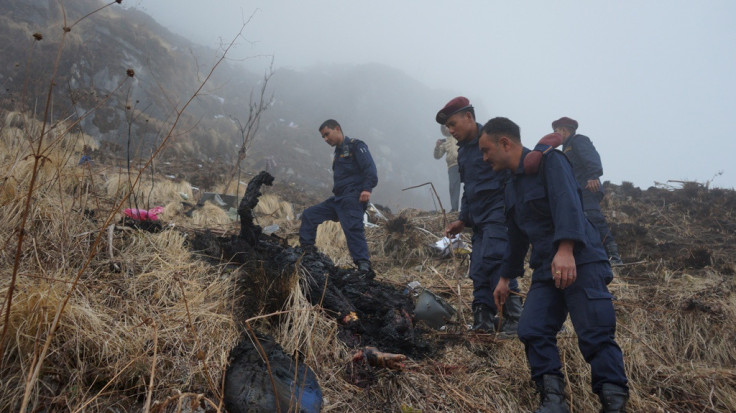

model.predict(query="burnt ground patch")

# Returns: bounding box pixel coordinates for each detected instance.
[186,172,441,411]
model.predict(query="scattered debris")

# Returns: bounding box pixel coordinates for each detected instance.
[434,234,471,257]
[198,192,240,209]
[352,346,407,370]
[408,282,457,330]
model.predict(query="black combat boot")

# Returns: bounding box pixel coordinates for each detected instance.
[605,241,624,267]
[597,383,628,413]
[497,294,523,339]
[470,303,494,333]
[357,260,372,273]
[534,375,570,413]
[300,244,318,255]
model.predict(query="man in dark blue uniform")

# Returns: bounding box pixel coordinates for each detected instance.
[435,97,522,335]
[299,119,378,273]
[479,117,628,413]
[552,117,623,266]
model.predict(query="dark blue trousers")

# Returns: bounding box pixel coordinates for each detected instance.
[585,208,616,246]
[299,194,369,264]
[518,261,628,392]
[448,164,461,212]
[469,223,519,312]
[582,191,616,246]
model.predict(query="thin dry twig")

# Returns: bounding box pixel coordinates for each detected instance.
[244,320,281,413]
[143,321,158,413]
[72,357,141,413]
[176,276,219,399]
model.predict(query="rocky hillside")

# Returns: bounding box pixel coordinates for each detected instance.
[0,0,455,210]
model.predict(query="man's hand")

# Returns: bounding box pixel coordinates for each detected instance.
[494,277,511,309]
[359,191,371,203]
[445,220,465,237]
[436,139,443,147]
[551,240,577,289]
[585,179,601,192]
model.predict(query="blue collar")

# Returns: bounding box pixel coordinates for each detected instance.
[335,136,353,157]
[514,147,531,175]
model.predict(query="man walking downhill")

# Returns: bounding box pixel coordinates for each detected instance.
[479,117,629,413]
[435,97,522,336]
[299,119,378,274]
[433,124,461,212]
[552,117,623,266]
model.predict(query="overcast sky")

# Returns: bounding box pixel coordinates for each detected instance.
[128,0,736,190]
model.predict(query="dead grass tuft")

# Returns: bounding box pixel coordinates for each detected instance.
[104,172,193,207]
[254,194,295,221]
[191,202,232,229]
[315,221,351,266]
[0,113,240,411]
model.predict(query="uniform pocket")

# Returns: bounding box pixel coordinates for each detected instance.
[481,230,508,264]
[523,186,551,218]
[581,287,616,328]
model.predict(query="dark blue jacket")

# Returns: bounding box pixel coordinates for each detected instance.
[332,136,378,196]
[457,123,509,228]
[562,134,603,190]
[500,148,609,282]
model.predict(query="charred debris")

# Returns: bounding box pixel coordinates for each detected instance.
[188,171,448,411]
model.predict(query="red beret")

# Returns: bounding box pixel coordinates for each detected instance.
[436,96,473,124]
[551,116,578,131]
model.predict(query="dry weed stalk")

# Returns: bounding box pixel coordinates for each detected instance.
[0,4,254,410]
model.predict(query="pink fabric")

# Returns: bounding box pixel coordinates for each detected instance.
[124,206,164,221]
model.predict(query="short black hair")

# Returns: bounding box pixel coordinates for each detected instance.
[459,106,475,120]
[319,119,341,131]
[481,117,521,143]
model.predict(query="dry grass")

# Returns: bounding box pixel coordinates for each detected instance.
[104,172,193,208]
[191,202,232,230]
[213,179,247,197]
[254,194,295,222]
[315,221,352,267]
[2,112,736,412]
[0,117,241,411]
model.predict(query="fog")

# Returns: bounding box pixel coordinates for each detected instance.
[129,0,736,190]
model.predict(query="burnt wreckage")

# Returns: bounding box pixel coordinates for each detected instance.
[190,171,434,412]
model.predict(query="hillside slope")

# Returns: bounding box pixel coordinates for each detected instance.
[0,105,734,410]
[2,2,734,411]
[0,0,457,210]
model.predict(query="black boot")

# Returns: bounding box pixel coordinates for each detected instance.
[597,383,628,412]
[356,260,375,279]
[470,303,494,333]
[357,260,372,273]
[534,375,569,413]
[605,241,624,267]
[497,295,523,339]
[300,244,318,255]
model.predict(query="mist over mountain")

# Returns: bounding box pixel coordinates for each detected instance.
[0,0,456,209]
[247,63,456,209]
